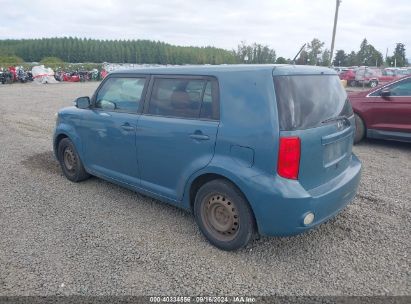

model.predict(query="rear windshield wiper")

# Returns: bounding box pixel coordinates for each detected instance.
[321,115,348,124]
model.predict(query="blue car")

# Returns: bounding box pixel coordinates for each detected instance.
[54,65,361,251]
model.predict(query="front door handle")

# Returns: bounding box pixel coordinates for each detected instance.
[190,132,209,141]
[120,123,135,131]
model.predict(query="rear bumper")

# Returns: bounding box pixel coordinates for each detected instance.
[247,154,361,236]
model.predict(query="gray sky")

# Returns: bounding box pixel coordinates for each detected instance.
[1,0,410,59]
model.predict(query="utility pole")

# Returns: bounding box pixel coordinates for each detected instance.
[329,0,341,66]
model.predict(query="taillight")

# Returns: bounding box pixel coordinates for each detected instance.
[277,137,301,180]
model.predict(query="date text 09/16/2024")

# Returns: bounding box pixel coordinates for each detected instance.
[149,296,256,303]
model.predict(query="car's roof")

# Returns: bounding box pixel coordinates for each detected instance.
[111,64,336,77]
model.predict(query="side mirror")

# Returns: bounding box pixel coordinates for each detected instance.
[380,88,391,97]
[75,96,90,109]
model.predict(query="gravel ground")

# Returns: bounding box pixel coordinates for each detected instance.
[0,82,409,296]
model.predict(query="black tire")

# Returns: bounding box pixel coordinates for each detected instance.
[348,80,357,87]
[354,113,365,144]
[57,138,90,182]
[194,179,255,251]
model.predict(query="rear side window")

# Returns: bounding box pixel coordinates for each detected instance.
[95,77,146,112]
[273,75,353,130]
[147,77,219,119]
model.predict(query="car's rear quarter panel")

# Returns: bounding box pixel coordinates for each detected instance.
[213,70,280,176]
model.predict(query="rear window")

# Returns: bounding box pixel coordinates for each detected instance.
[273,75,353,130]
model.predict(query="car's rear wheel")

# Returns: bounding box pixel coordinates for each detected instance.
[194,179,255,251]
[58,138,90,182]
[370,80,378,88]
[354,113,365,144]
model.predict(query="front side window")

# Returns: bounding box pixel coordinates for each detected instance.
[383,70,394,76]
[95,77,146,112]
[148,78,218,119]
[389,78,411,96]
[371,78,411,97]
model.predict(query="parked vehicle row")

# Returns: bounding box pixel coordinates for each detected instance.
[0,66,33,84]
[337,66,411,88]
[54,65,362,251]
[55,69,105,82]
[0,66,108,84]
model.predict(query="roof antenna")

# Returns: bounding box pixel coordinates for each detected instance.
[292,43,306,64]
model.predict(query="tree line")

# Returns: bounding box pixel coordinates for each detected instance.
[0,38,279,67]
[333,39,408,67]
[295,38,408,68]
[0,37,408,68]
[0,37,237,65]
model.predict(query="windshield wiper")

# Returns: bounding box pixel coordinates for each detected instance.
[321,115,348,124]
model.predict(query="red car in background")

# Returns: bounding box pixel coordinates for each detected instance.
[380,68,402,83]
[62,72,80,82]
[355,68,402,88]
[339,69,356,86]
[349,76,411,143]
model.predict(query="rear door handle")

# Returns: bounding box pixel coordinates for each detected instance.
[189,132,209,141]
[120,123,135,131]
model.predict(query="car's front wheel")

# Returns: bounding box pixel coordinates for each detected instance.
[58,138,90,182]
[194,179,255,251]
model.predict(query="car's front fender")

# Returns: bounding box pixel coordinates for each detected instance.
[53,122,83,160]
